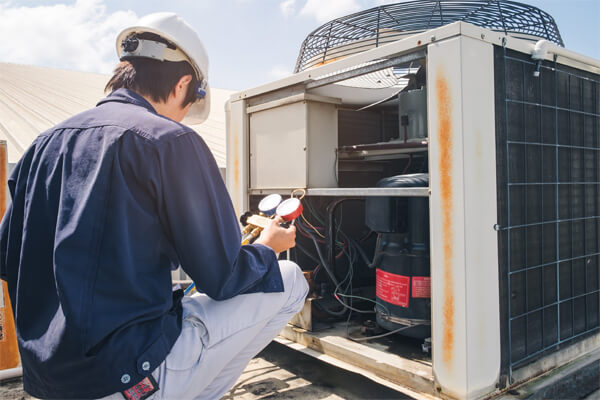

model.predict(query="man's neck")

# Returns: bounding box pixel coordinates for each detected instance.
[140,93,188,122]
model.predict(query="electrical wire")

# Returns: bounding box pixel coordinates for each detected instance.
[309,211,361,316]
[313,298,347,317]
[402,154,413,174]
[368,234,383,269]
[336,292,390,316]
[330,212,380,315]
[301,214,325,238]
[347,324,415,342]
[334,293,375,314]
[305,198,326,226]
[297,217,345,250]
[301,223,341,289]
[295,242,322,265]
[332,248,377,315]
[297,221,325,243]
[312,243,349,278]
[301,201,387,318]
[348,237,371,266]
[334,148,339,185]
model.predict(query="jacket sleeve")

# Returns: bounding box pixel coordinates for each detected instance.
[155,131,284,300]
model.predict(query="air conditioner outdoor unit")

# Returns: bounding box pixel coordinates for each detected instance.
[226,2,600,398]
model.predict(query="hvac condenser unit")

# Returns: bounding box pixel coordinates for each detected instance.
[226,2,600,398]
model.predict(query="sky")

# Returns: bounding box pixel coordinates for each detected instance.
[0,0,598,91]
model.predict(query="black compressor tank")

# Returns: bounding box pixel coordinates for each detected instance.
[365,173,430,338]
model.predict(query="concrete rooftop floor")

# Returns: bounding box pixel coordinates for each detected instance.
[0,342,412,400]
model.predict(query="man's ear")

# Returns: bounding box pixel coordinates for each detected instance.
[172,74,193,100]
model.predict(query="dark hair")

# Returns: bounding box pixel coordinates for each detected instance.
[105,32,198,106]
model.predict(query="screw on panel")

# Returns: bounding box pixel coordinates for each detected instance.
[430,35,436,42]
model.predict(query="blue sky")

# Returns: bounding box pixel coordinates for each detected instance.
[0,0,598,91]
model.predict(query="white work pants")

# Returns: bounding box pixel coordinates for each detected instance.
[102,260,308,400]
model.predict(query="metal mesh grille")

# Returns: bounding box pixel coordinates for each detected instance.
[495,45,600,380]
[296,0,563,72]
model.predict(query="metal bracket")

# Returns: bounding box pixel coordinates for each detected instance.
[305,50,426,90]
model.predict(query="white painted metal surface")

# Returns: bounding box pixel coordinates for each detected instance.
[226,98,249,214]
[427,36,500,399]
[250,101,308,189]
[248,95,338,190]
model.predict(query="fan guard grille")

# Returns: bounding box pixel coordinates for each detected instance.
[295,0,563,72]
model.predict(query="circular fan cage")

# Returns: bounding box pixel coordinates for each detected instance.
[295,0,563,73]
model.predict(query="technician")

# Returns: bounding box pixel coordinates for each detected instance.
[0,12,308,400]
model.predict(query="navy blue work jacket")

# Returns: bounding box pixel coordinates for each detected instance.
[0,89,283,399]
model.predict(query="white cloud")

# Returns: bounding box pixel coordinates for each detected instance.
[299,0,361,23]
[0,0,137,74]
[268,64,292,80]
[280,0,296,18]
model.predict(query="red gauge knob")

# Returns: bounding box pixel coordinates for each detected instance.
[276,198,303,221]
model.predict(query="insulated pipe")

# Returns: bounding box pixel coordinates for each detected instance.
[531,40,600,70]
[0,366,22,381]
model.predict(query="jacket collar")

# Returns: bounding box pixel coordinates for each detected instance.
[97,88,158,114]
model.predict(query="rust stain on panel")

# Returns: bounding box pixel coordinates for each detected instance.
[436,69,455,365]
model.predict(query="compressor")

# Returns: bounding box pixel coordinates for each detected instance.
[366,173,430,338]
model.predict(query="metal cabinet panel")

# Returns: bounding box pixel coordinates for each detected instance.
[250,101,308,189]
[249,96,338,189]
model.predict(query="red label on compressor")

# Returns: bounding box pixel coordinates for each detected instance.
[412,276,431,298]
[376,269,410,308]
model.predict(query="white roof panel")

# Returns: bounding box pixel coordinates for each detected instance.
[0,63,232,167]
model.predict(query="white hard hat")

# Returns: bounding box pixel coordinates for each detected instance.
[116,12,210,124]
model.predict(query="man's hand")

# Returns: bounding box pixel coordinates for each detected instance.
[254,216,296,254]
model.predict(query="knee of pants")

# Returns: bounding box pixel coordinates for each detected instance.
[278,260,309,313]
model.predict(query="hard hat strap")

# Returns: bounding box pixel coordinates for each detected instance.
[121,36,192,69]
[121,37,188,63]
